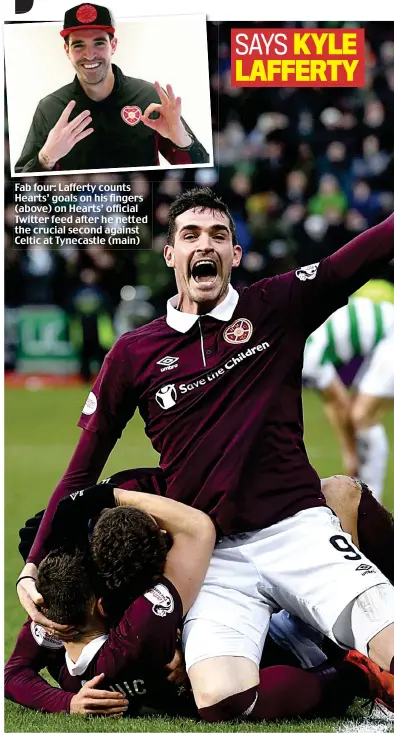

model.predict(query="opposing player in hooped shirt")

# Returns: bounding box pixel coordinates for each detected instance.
[18,188,394,722]
[303,296,394,501]
[15,4,209,173]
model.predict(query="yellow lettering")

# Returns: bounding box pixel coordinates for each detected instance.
[343,32,357,54]
[311,32,327,55]
[342,59,359,81]
[235,59,250,81]
[294,32,310,55]
[249,60,267,82]
[280,59,296,81]
[328,32,344,54]
[311,60,327,82]
[267,60,282,81]
[296,60,311,81]
[326,59,342,81]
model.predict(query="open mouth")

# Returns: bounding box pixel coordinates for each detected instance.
[82,62,101,70]
[190,260,218,285]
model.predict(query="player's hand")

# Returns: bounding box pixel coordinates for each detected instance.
[16,563,77,640]
[165,648,187,686]
[39,100,94,169]
[141,82,192,148]
[70,674,129,716]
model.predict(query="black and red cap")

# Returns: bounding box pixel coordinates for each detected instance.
[60,4,115,38]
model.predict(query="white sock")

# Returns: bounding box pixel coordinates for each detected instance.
[356,424,389,502]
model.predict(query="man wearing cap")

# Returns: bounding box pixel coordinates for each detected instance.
[15,4,209,173]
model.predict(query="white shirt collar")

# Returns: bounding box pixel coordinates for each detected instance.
[166,284,239,333]
[65,634,108,676]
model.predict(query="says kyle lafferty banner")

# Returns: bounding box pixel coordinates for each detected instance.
[231,28,365,87]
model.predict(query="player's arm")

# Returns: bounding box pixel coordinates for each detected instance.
[141,81,209,164]
[5,621,127,715]
[17,340,137,626]
[15,100,94,173]
[320,376,358,477]
[14,105,50,173]
[92,491,216,681]
[46,484,215,616]
[4,620,74,713]
[17,468,166,568]
[26,342,136,566]
[158,121,209,165]
[270,214,394,334]
[115,489,216,614]
[16,431,117,630]
[325,213,394,299]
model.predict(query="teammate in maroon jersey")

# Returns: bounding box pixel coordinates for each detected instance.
[16,188,394,721]
[7,484,215,716]
[7,471,394,717]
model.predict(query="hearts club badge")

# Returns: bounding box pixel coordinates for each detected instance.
[121,106,142,126]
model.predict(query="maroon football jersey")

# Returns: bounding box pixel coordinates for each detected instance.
[28,214,394,562]
[5,578,183,715]
[108,467,167,496]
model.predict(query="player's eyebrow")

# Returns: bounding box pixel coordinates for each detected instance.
[179,224,230,235]
[70,36,108,46]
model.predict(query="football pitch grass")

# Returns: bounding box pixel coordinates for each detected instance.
[4,386,394,733]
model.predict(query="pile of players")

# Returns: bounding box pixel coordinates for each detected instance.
[6,188,394,722]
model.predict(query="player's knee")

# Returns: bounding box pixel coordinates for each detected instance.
[322,474,361,505]
[351,400,376,430]
[193,680,244,710]
[190,661,258,713]
[198,686,258,722]
[333,583,394,659]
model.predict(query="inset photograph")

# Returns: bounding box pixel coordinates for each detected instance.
[5,5,213,175]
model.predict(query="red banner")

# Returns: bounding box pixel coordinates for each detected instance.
[231,28,365,87]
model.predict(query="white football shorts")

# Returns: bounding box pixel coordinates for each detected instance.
[357,333,394,398]
[183,506,393,671]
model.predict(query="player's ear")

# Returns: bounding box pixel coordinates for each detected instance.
[164,244,175,269]
[64,42,70,58]
[97,598,108,617]
[232,244,242,269]
[110,36,118,55]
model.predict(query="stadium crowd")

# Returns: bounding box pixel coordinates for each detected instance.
[4,21,394,359]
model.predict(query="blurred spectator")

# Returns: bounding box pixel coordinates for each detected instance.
[68,268,114,382]
[317,141,352,195]
[284,170,309,205]
[308,174,348,217]
[352,135,390,183]
[348,180,381,225]
[361,98,394,151]
[19,244,67,306]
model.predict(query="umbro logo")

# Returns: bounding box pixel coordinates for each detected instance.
[156,356,179,372]
[70,491,84,500]
[355,563,376,576]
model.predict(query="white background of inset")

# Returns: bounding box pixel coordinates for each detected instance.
[4,14,213,174]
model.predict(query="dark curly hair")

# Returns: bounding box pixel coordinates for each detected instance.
[167,187,238,248]
[36,547,102,627]
[90,506,168,605]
